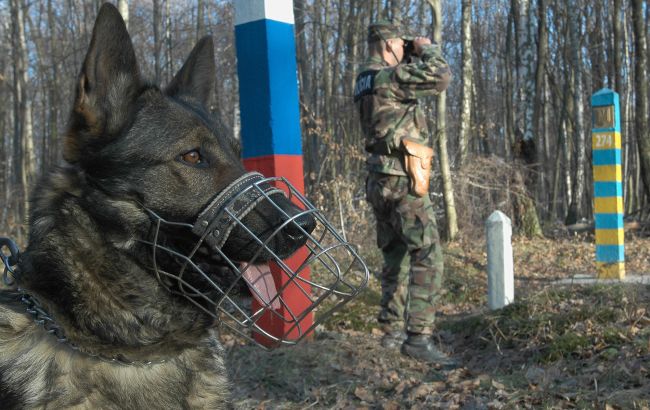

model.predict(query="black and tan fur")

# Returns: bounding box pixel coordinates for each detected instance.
[0,4,310,408]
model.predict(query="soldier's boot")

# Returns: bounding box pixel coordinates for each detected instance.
[401,332,459,368]
[380,329,407,349]
[377,308,392,324]
[377,308,405,349]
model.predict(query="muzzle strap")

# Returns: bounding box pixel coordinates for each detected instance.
[192,172,284,250]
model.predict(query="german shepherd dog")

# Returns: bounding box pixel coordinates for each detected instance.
[0,3,319,408]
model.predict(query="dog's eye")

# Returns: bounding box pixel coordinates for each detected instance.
[180,150,203,166]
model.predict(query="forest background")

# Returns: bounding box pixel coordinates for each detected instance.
[2,1,650,407]
[1,0,649,242]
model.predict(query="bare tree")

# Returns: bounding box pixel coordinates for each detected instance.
[566,5,588,224]
[165,0,173,83]
[9,0,35,238]
[196,0,205,41]
[153,0,162,85]
[0,14,9,229]
[631,0,650,201]
[47,0,60,165]
[428,0,458,240]
[503,4,516,160]
[2,0,649,240]
[533,0,549,216]
[518,0,535,144]
[457,0,473,167]
[507,0,542,236]
[117,0,128,29]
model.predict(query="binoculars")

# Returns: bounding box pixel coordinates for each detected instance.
[403,40,416,62]
[403,40,415,57]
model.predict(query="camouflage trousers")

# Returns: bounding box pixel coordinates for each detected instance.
[366,172,444,335]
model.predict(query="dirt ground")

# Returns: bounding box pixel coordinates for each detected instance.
[225,235,650,409]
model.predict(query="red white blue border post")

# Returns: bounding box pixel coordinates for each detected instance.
[234,0,312,346]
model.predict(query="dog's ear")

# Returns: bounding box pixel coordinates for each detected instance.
[64,3,140,163]
[165,36,215,107]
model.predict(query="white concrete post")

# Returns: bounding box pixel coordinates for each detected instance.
[486,211,514,310]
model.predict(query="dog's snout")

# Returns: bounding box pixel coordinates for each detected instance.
[220,185,319,261]
[285,213,316,241]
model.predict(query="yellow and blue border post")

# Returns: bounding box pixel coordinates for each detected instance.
[591,88,625,279]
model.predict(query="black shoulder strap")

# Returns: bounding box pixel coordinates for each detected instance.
[353,69,379,102]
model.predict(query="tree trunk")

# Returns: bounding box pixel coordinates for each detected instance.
[0,26,8,229]
[589,2,606,90]
[558,48,574,217]
[508,0,542,236]
[117,0,128,30]
[623,6,636,214]
[613,0,627,210]
[504,6,515,159]
[612,0,624,95]
[647,0,650,57]
[19,4,35,200]
[165,0,173,84]
[10,0,30,239]
[390,0,403,21]
[153,0,162,85]
[25,3,49,173]
[457,0,473,167]
[428,0,458,241]
[519,0,535,144]
[330,0,346,116]
[533,0,548,217]
[631,0,650,200]
[294,0,315,176]
[47,0,60,165]
[196,0,205,42]
[512,167,542,237]
[566,7,587,225]
[550,119,563,219]
[294,0,312,107]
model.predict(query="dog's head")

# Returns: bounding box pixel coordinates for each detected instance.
[64,4,316,300]
[47,3,367,347]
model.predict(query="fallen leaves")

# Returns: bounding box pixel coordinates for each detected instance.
[353,386,374,403]
[226,236,650,409]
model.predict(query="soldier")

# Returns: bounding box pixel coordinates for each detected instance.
[354,20,454,365]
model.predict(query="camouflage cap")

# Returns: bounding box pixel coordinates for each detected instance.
[367,19,414,43]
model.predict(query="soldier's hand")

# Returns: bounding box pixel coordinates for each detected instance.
[413,37,432,56]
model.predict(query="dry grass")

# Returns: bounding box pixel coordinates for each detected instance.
[226,234,650,409]
[2,166,649,408]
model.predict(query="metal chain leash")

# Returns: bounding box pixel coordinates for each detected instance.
[1,236,165,367]
[1,237,20,286]
[19,290,168,366]
[21,291,71,344]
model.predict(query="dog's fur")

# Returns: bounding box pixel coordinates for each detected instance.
[0,4,310,409]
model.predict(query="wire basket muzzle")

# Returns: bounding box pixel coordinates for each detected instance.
[144,172,370,348]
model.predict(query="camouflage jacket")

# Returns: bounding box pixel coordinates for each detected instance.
[354,44,451,175]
